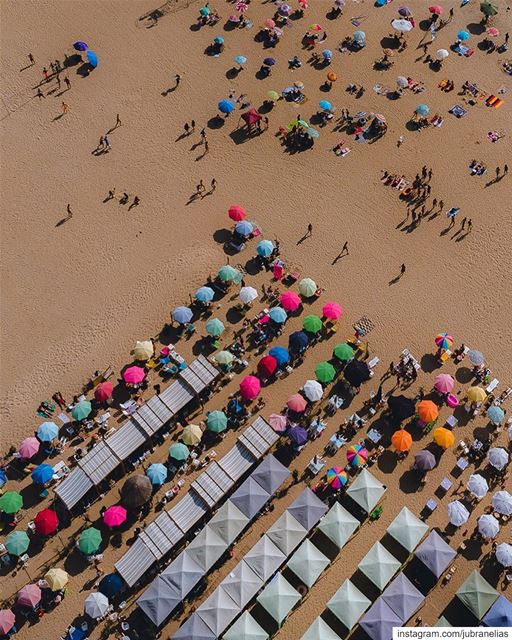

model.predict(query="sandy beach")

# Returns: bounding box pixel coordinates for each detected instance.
[1,0,511,638]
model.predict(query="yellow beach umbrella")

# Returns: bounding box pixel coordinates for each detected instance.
[133,340,154,361]
[181,424,203,446]
[467,387,486,403]
[433,427,455,449]
[45,568,69,590]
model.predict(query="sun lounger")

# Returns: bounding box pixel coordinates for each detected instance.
[425,498,438,512]
[486,378,499,393]
[368,356,380,369]
[449,105,467,118]
[456,458,469,471]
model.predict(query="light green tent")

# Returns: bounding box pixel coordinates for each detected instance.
[257,573,301,624]
[387,506,428,552]
[317,503,359,548]
[267,510,307,555]
[208,501,250,545]
[287,539,330,588]
[327,579,371,630]
[186,526,228,571]
[301,617,341,640]
[435,616,452,627]
[223,612,268,640]
[346,469,386,513]
[359,542,401,590]
[456,570,499,619]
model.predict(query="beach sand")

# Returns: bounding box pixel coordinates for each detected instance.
[1,0,511,638]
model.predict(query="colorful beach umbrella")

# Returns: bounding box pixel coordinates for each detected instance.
[18,584,42,608]
[94,381,113,402]
[45,568,68,590]
[199,6,210,15]
[353,30,366,43]
[287,394,307,412]
[123,366,145,385]
[173,306,193,324]
[333,343,354,362]
[436,48,449,60]
[496,543,512,567]
[133,340,154,360]
[103,505,127,528]
[37,421,58,442]
[492,491,512,515]
[309,23,323,30]
[214,35,224,45]
[435,332,453,350]
[258,355,278,378]
[228,205,246,221]
[269,414,287,432]
[206,318,225,337]
[391,18,414,32]
[467,387,486,403]
[6,530,30,556]
[433,427,454,449]
[280,291,301,311]
[391,429,412,452]
[0,610,15,635]
[269,346,289,366]
[480,2,498,17]
[234,55,247,66]
[240,375,261,400]
[264,18,275,28]
[73,41,88,51]
[415,104,430,116]
[289,330,309,351]
[218,265,239,282]
[34,508,58,535]
[298,277,317,297]
[85,592,109,619]
[303,379,323,402]
[398,6,413,16]
[31,464,54,485]
[267,90,280,101]
[326,467,348,489]
[322,49,333,60]
[239,286,258,304]
[467,474,489,499]
[169,442,190,461]
[487,26,499,37]
[303,315,323,334]
[0,469,6,487]
[457,30,470,41]
[256,239,274,257]
[315,361,336,383]
[71,400,92,421]
[78,527,102,555]
[0,491,23,514]
[289,426,308,446]
[434,373,454,393]
[218,99,235,114]
[195,286,215,303]
[86,50,98,68]
[181,424,203,446]
[146,463,168,486]
[418,400,438,423]
[207,410,228,433]
[347,444,368,467]
[322,301,342,320]
[487,406,505,425]
[19,436,40,459]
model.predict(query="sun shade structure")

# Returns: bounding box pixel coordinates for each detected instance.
[267,510,308,555]
[85,592,109,619]
[298,277,317,297]
[433,427,455,449]
[71,401,93,421]
[0,491,23,514]
[257,574,301,624]
[487,406,505,425]
[467,474,489,499]
[483,596,512,627]
[19,436,40,459]
[250,455,290,495]
[240,375,261,400]
[387,507,428,552]
[138,577,182,625]
[287,488,328,530]
[37,421,59,441]
[467,386,486,402]
[34,508,59,535]
[244,535,286,581]
[333,342,355,362]
[418,400,438,423]
[381,573,425,622]
[359,542,401,590]
[220,560,262,608]
[224,612,269,640]
[123,366,145,385]
[121,474,152,508]
[456,571,499,619]
[95,381,113,402]
[98,573,123,597]
[327,580,371,629]
[0,610,16,635]
[287,393,307,412]
[287,539,329,588]
[304,379,323,401]
[414,530,456,578]
[44,568,68,590]
[6,531,30,556]
[78,527,102,554]
[230,476,271,519]
[146,463,168,486]
[388,395,416,422]
[301,617,341,640]
[318,503,359,548]
[103,505,127,528]
[391,429,412,452]
[488,447,509,470]
[31,463,54,485]
[196,588,240,635]
[160,552,204,601]
[360,598,403,640]
[185,526,228,571]
[181,423,203,445]
[172,614,216,640]
[207,500,249,545]
[346,469,386,513]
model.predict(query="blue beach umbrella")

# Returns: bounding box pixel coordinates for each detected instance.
[86,50,98,68]
[353,30,366,43]
[256,239,274,257]
[269,307,287,323]
[31,464,54,485]
[487,406,505,425]
[263,57,276,66]
[322,49,333,59]
[206,318,225,337]
[307,128,320,139]
[173,306,193,324]
[0,468,7,487]
[269,346,289,366]
[214,36,224,45]
[227,399,244,414]
[319,100,332,111]
[37,421,58,442]
[73,41,88,51]
[146,463,168,486]
[218,99,235,114]
[195,286,214,303]
[457,30,470,41]
[234,55,247,65]
[98,573,123,597]
[415,104,430,116]
[235,220,254,236]
[199,6,210,15]
[289,330,309,351]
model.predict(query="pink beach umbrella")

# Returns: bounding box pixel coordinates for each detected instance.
[236,0,248,11]
[103,505,127,528]
[434,373,454,393]
[18,584,42,608]
[240,376,261,400]
[95,381,113,402]
[287,393,307,413]
[269,413,288,432]
[487,27,499,37]
[0,610,15,635]
[280,291,301,311]
[322,301,342,321]
[299,0,308,8]
[123,366,145,385]
[264,18,276,28]
[19,437,40,459]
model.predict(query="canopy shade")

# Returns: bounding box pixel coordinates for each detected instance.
[244,535,286,581]
[44,568,69,590]
[172,615,216,640]
[414,530,456,578]
[478,514,500,539]
[138,577,181,625]
[414,449,436,472]
[360,598,403,640]
[387,507,428,552]
[230,477,271,519]
[456,571,499,619]
[207,500,249,545]
[301,618,341,640]
[34,508,58,534]
[220,560,262,608]
[251,455,290,495]
[242,108,262,125]
[381,573,425,622]
[37,421,59,441]
[6,530,30,555]
[161,552,204,599]
[287,488,327,530]
[186,526,228,571]
[317,503,359,548]
[346,469,386,512]
[492,491,512,515]
[482,596,512,628]
[85,592,109,619]
[267,510,307,555]
[327,579,371,629]
[287,539,329,587]
[359,542,401,590]
[121,474,152,508]
[17,584,41,608]
[257,574,301,624]
[196,588,240,635]
[224,612,269,640]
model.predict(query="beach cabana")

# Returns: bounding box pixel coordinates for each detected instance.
[414,530,456,578]
[160,552,204,599]
[196,588,240,636]
[287,488,328,530]
[223,611,268,640]
[244,535,286,580]
[219,560,262,608]
[287,539,329,588]
[138,577,181,625]
[207,500,249,545]
[345,468,386,513]
[185,526,228,571]
[301,617,341,640]
[229,477,271,518]
[267,510,308,555]
[172,614,216,640]
[327,579,371,629]
[251,454,290,494]
[381,573,425,622]
[256,574,301,625]
[387,507,428,552]
[483,596,512,627]
[359,598,403,640]
[359,542,401,590]
[317,503,359,548]
[456,571,499,619]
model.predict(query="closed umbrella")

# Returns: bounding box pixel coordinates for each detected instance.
[218,265,239,282]
[488,447,509,470]
[79,527,102,555]
[280,291,301,311]
[214,350,234,366]
[269,307,287,323]
[123,366,145,384]
[45,568,68,590]
[303,315,323,333]
[103,505,127,528]
[392,18,414,32]
[0,610,15,635]
[269,346,289,366]
[34,508,58,535]
[478,514,500,539]
[240,376,261,400]
[414,449,436,472]
[289,426,308,446]
[468,350,484,366]
[169,442,190,461]
[433,427,454,449]
[326,467,348,489]
[235,220,254,237]
[467,387,486,403]
[98,573,123,597]
[467,474,489,499]
[492,491,512,515]
[415,104,430,116]
[257,240,274,257]
[418,400,438,423]
[298,277,317,297]
[287,394,307,412]
[496,543,512,567]
[6,530,30,556]
[37,421,58,442]
[240,286,258,304]
[85,592,109,619]
[218,99,235,114]
[315,362,336,383]
[258,355,278,378]
[228,205,246,221]
[436,48,449,60]
[333,343,354,362]
[207,411,228,432]
[31,464,54,485]
[434,373,454,393]
[133,340,154,360]
[146,463,168,486]
[94,381,113,402]
[392,429,412,452]
[289,331,309,351]
[120,475,152,508]
[322,301,342,320]
[487,406,505,425]
[303,379,323,401]
[206,318,225,337]
[448,500,469,526]
[18,584,42,608]
[0,491,23,514]
[173,307,193,324]
[269,414,287,432]
[19,436,40,459]
[195,286,215,302]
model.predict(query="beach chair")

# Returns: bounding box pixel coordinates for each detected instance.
[425,498,438,513]
[486,378,499,393]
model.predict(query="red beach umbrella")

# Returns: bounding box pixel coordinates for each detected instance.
[94,381,113,402]
[428,4,443,14]
[257,356,278,378]
[228,205,246,221]
[34,508,59,535]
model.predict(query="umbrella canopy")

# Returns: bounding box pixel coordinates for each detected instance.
[397,75,409,88]
[486,26,499,37]
[382,573,425,622]
[19,436,40,459]
[447,500,470,526]
[326,467,348,489]
[18,584,41,608]
[315,361,336,383]
[224,612,268,640]
[269,413,288,432]
[303,315,322,333]
[468,350,484,366]
[480,2,498,17]
[181,424,203,445]
[280,291,301,311]
[353,30,366,42]
[235,55,247,65]
[436,48,449,60]
[287,393,307,412]
[398,6,412,16]
[0,469,6,487]
[94,381,113,402]
[228,205,246,221]
[387,507,428,552]
[303,379,323,402]
[456,571,499,619]
[414,530,456,577]
[388,395,416,422]
[496,543,512,567]
[392,18,413,32]
[328,580,370,630]
[435,332,453,349]
[434,373,454,393]
[269,346,289,366]
[415,104,430,116]
[478,514,500,539]
[214,35,224,45]
[289,426,308,446]
[319,99,333,111]
[214,350,234,366]
[207,410,228,433]
[235,220,254,237]
[146,463,168,486]
[123,366,145,385]
[173,307,193,324]
[467,387,487,402]
[258,355,278,378]
[120,474,152,508]
[31,463,54,485]
[391,429,413,452]
[85,592,109,619]
[0,610,15,635]
[195,286,215,302]
[457,30,470,41]
[278,3,291,15]
[318,503,359,548]
[359,542,401,589]
[0,490,23,514]
[467,474,489,499]
[492,490,512,515]
[487,405,505,425]
[429,4,443,13]
[414,449,436,472]
[360,598,403,640]
[37,421,59,441]
[347,444,368,467]
[6,530,30,555]
[169,442,190,461]
[269,307,287,323]
[79,527,102,554]
[98,573,123,597]
[133,340,154,360]
[240,376,261,400]
[333,342,354,362]
[488,447,508,470]
[241,109,262,127]
[103,505,127,528]
[206,318,225,337]
[346,469,385,512]
[86,50,98,68]
[289,330,309,351]
[73,41,88,51]
[218,99,235,114]
[327,71,337,82]
[298,277,317,297]
[267,90,280,102]
[418,400,438,423]
[256,239,274,257]
[257,574,301,624]
[344,360,371,387]
[288,539,329,588]
[309,23,323,30]
[208,500,250,546]
[34,508,58,534]
[45,568,69,590]
[483,596,512,628]
[218,265,240,282]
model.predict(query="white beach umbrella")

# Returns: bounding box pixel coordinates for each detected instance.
[488,447,509,470]
[239,286,258,304]
[436,48,449,60]
[477,514,500,539]
[84,592,109,619]
[496,543,512,567]
[303,380,323,402]
[492,491,512,515]
[391,18,413,33]
[447,501,469,527]
[467,474,489,500]
[396,75,409,88]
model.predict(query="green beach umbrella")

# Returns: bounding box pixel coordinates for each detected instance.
[78,527,102,555]
[480,2,498,17]
[214,350,234,365]
[303,315,323,334]
[334,343,355,362]
[71,400,92,421]
[6,530,30,556]
[315,361,336,383]
[207,410,228,433]
[0,491,23,514]
[218,265,239,282]
[206,318,225,337]
[169,442,190,461]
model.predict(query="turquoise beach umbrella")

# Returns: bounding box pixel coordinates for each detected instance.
[206,318,225,337]
[195,286,214,302]
[256,240,274,257]
[37,421,58,442]
[169,442,190,461]
[146,463,168,486]
[207,410,228,433]
[72,400,92,421]
[6,531,30,556]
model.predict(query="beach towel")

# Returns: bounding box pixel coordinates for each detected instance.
[335,146,351,157]
[354,316,375,338]
[453,44,474,57]
[449,105,467,118]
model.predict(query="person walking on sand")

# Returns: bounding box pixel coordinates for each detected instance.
[504,164,508,175]
[439,199,444,212]
[115,113,122,128]
[64,75,71,90]
[43,66,49,80]
[175,73,181,87]
[496,166,501,179]
[62,101,69,114]
[204,140,209,155]
[66,204,73,219]
[341,241,349,255]
[200,127,207,143]
[184,122,190,136]
[467,219,473,232]
[191,120,196,132]
[210,178,217,192]
[307,223,313,237]
[28,53,35,65]
[98,136,105,151]
[461,217,466,230]
[196,179,205,195]
[103,134,111,150]
[107,188,116,200]
[36,88,45,100]
[399,263,406,278]
[56,74,61,89]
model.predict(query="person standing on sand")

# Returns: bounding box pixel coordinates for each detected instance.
[399,263,406,278]
[191,120,196,132]
[175,74,181,87]
[467,219,473,232]
[196,179,205,195]
[115,113,122,128]
[62,101,69,114]
[504,164,508,175]
[200,127,207,143]
[66,204,73,219]
[204,140,209,155]
[64,75,71,90]
[210,178,217,192]
[439,200,444,212]
[184,123,190,136]
[103,134,111,150]
[43,66,49,80]
[341,241,349,255]
[107,188,116,200]
[36,88,45,100]
[28,53,35,65]
[461,217,466,229]
[307,223,313,237]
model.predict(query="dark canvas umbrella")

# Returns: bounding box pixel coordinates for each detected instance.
[288,330,309,351]
[414,450,436,472]
[289,426,308,446]
[388,395,416,422]
[98,573,123,597]
[121,475,152,509]
[344,360,371,387]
